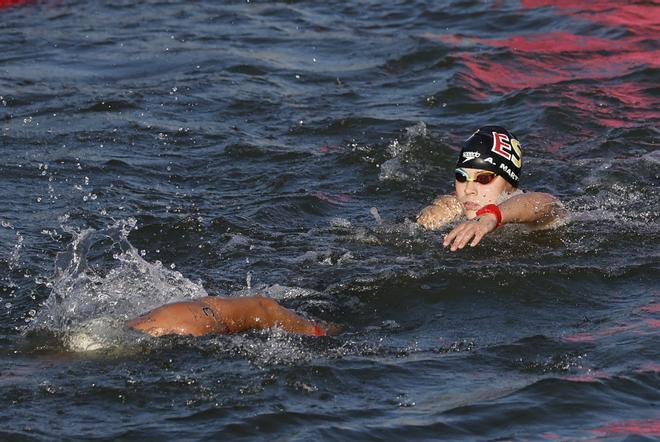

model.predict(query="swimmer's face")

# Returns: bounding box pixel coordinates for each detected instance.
[454,168,514,218]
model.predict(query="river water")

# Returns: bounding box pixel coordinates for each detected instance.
[1,0,659,440]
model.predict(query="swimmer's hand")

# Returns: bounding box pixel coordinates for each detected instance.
[443,214,498,251]
[416,195,462,230]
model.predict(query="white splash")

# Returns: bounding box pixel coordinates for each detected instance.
[370,207,383,225]
[29,219,207,351]
[379,122,429,182]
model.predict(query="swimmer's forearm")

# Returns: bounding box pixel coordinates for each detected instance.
[498,192,565,226]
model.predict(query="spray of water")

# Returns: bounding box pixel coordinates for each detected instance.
[378,122,430,182]
[28,218,207,351]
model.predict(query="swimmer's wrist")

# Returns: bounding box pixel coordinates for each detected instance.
[312,324,326,336]
[476,204,502,228]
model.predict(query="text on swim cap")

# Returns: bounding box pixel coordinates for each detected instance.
[491,132,522,168]
[499,162,519,182]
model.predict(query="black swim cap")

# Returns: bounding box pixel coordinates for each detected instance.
[456,125,523,187]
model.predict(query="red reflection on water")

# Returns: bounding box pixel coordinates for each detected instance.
[485,32,622,54]
[422,33,479,47]
[593,418,660,437]
[643,319,660,328]
[0,0,32,8]
[457,36,657,91]
[562,322,640,342]
[318,144,346,154]
[521,1,660,30]
[635,362,660,373]
[312,191,352,204]
[424,2,660,135]
[541,82,659,128]
[562,372,610,383]
[562,331,595,342]
[439,32,658,128]
[641,302,660,313]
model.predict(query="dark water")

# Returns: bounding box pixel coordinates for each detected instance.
[1,0,659,440]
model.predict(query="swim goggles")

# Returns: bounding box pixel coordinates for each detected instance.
[454,168,497,185]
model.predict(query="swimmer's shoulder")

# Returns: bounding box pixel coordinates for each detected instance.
[417,194,463,230]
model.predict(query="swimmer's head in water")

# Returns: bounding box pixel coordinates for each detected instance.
[456,126,522,187]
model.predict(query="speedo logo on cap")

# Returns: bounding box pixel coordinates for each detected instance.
[461,151,480,163]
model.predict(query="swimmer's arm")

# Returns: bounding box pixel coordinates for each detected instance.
[127,299,227,337]
[416,194,463,230]
[443,193,566,251]
[208,296,327,336]
[497,192,567,229]
[128,296,332,337]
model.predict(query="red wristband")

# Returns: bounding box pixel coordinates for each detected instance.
[312,325,326,336]
[476,204,502,228]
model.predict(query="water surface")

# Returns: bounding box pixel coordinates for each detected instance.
[1,0,658,440]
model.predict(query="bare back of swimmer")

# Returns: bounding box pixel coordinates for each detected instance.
[127,295,332,337]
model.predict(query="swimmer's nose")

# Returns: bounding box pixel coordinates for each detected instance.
[465,181,478,195]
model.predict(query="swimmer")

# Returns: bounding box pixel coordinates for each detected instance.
[128,295,334,337]
[416,125,566,251]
